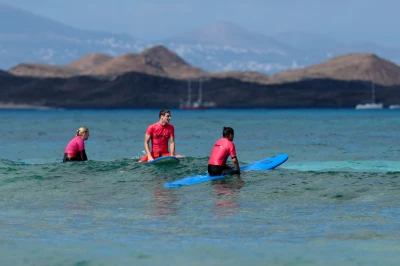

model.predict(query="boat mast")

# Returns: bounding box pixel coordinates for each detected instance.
[187,79,191,106]
[198,79,203,104]
[371,82,375,103]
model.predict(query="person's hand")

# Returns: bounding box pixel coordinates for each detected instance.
[148,155,154,162]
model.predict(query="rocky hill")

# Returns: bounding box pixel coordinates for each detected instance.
[270,53,400,86]
[67,53,113,72]
[84,46,206,79]
[9,45,206,80]
[208,71,270,84]
[8,47,400,87]
[9,63,80,78]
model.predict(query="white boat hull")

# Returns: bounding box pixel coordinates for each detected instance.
[355,103,383,110]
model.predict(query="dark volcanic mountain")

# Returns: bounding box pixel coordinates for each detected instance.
[0,69,11,76]
[2,70,400,109]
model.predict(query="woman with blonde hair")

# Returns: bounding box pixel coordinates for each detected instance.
[63,126,89,162]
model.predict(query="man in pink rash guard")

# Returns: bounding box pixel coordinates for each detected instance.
[63,127,89,162]
[208,127,240,176]
[139,109,180,162]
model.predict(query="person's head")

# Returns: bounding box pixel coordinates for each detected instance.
[222,127,234,140]
[76,126,89,140]
[159,109,171,125]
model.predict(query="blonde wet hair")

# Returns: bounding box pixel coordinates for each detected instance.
[76,126,89,136]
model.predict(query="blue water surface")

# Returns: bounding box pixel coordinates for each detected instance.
[1,108,400,265]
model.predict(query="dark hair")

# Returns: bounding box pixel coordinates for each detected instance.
[159,109,171,118]
[222,127,234,137]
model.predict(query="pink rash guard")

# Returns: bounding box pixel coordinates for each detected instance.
[65,136,85,154]
[208,138,237,166]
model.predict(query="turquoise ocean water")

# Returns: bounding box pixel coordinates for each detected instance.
[1,109,400,265]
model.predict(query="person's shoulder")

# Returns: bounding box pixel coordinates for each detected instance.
[167,123,174,129]
[147,122,158,129]
[75,136,84,143]
[226,138,235,146]
[215,138,224,143]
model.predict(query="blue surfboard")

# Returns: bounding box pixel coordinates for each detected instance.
[164,154,288,188]
[149,156,180,165]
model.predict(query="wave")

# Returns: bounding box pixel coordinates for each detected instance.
[3,158,400,175]
[281,160,400,173]
[0,157,208,184]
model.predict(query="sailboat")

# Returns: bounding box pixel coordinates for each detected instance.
[355,82,383,110]
[180,79,216,110]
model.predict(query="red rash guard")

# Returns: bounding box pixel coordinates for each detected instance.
[208,138,237,166]
[146,122,175,153]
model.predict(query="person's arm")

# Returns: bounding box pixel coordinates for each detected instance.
[77,138,87,161]
[79,150,88,161]
[232,157,240,173]
[144,134,154,161]
[169,135,175,156]
[229,142,239,172]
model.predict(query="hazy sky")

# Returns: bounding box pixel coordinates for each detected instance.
[2,0,399,45]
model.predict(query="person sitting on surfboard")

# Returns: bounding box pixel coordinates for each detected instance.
[63,126,89,162]
[139,109,181,162]
[208,127,240,176]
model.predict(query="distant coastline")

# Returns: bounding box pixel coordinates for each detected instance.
[1,73,400,109]
[3,46,400,109]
